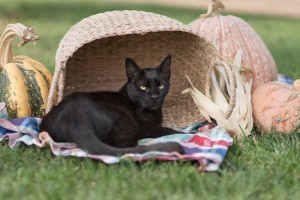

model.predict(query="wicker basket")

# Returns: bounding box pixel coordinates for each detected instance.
[46,10,236,128]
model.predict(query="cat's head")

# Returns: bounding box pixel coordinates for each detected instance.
[125,55,171,111]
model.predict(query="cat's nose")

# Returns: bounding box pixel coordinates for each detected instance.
[151,94,159,99]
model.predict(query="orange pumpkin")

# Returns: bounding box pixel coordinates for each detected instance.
[188,0,278,91]
[252,80,300,133]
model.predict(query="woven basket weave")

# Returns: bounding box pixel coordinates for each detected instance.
[46,10,236,128]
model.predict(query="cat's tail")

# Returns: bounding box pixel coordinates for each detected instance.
[92,141,185,156]
[73,129,184,156]
[62,112,184,156]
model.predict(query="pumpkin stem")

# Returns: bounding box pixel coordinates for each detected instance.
[200,0,225,18]
[0,23,40,67]
[293,80,300,92]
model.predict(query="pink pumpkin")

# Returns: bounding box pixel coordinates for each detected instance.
[189,1,278,91]
[252,80,300,133]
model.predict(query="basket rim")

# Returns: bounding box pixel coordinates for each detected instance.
[54,10,215,66]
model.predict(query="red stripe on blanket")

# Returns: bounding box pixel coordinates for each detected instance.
[186,135,232,147]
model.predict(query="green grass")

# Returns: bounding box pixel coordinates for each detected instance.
[1,133,300,200]
[1,0,300,199]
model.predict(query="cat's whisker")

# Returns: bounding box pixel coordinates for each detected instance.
[139,102,145,114]
[136,102,144,116]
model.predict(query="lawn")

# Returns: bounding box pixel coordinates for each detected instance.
[1,0,300,199]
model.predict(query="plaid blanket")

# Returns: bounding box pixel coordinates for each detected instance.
[0,117,42,147]
[0,116,233,172]
[277,73,293,84]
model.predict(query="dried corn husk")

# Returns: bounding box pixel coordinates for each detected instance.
[183,50,253,138]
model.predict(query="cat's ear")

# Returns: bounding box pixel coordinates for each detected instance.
[157,55,171,80]
[125,58,142,81]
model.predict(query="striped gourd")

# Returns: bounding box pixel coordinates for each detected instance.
[0,23,52,119]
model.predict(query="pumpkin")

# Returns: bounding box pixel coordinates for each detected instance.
[0,23,52,119]
[252,80,300,133]
[188,0,278,91]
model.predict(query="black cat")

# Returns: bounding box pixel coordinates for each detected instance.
[40,55,184,156]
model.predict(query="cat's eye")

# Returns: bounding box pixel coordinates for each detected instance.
[139,85,147,91]
[159,84,164,89]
